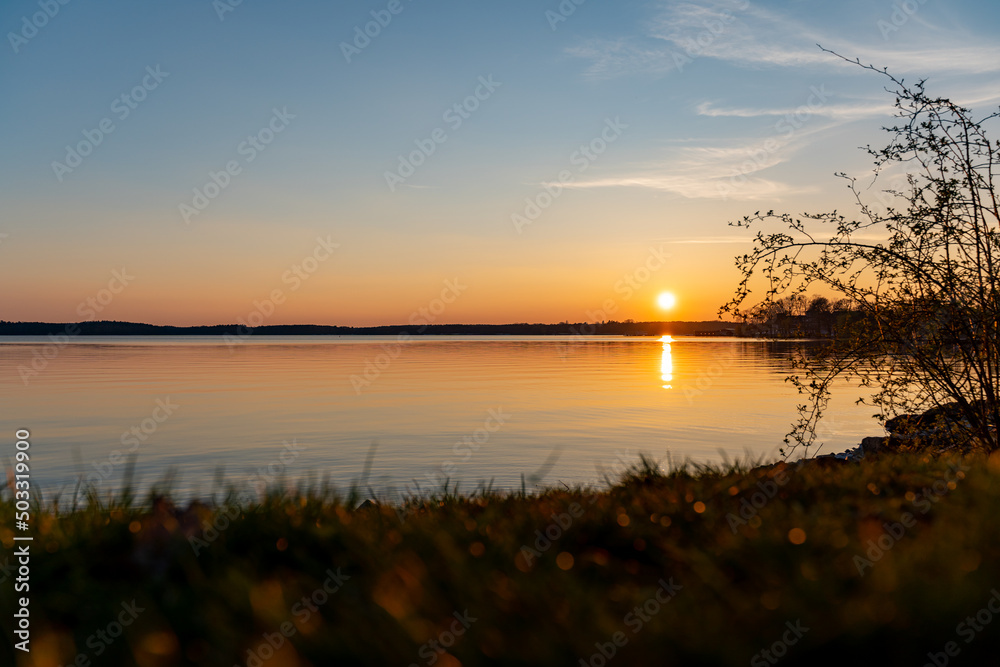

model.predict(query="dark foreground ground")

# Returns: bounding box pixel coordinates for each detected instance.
[3,453,999,666]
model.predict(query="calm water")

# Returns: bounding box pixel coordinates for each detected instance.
[0,336,877,499]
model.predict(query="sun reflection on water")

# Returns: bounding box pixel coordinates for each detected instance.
[660,335,673,389]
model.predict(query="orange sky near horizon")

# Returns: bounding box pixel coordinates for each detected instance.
[5,1,997,329]
[3,232,744,326]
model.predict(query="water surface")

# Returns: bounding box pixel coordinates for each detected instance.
[0,336,877,499]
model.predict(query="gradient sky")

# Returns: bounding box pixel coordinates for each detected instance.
[2,0,998,326]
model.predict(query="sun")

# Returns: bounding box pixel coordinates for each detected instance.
[657,292,677,311]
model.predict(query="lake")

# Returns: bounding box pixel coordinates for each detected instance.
[0,336,878,500]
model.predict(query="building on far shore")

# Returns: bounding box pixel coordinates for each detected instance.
[693,328,736,337]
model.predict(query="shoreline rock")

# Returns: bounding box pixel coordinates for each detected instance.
[814,401,996,464]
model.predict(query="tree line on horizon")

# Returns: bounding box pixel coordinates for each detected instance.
[739,294,857,338]
[0,319,736,337]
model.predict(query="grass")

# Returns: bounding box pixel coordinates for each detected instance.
[4,453,1000,666]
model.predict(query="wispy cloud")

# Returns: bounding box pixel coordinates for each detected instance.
[661,235,754,244]
[549,121,836,200]
[558,1,1000,201]
[566,39,676,80]
[559,173,806,200]
[569,0,1000,80]
[695,100,893,119]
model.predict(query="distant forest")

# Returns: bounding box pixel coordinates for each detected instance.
[0,320,737,337]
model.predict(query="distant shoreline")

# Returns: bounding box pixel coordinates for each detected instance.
[0,320,738,337]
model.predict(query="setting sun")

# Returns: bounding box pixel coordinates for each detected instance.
[657,292,677,311]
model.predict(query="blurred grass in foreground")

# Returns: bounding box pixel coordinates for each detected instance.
[3,453,1000,666]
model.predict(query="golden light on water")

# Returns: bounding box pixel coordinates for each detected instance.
[660,335,673,389]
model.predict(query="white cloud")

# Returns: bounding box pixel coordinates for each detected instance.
[565,39,677,79]
[557,1,1000,200]
[548,120,840,200]
[569,0,1000,79]
[661,235,755,244]
[550,148,796,201]
[695,100,893,120]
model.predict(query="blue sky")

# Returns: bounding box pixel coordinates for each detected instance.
[2,0,998,325]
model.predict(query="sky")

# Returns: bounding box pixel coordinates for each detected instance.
[1,0,998,326]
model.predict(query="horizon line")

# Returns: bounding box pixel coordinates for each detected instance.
[0,319,735,330]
